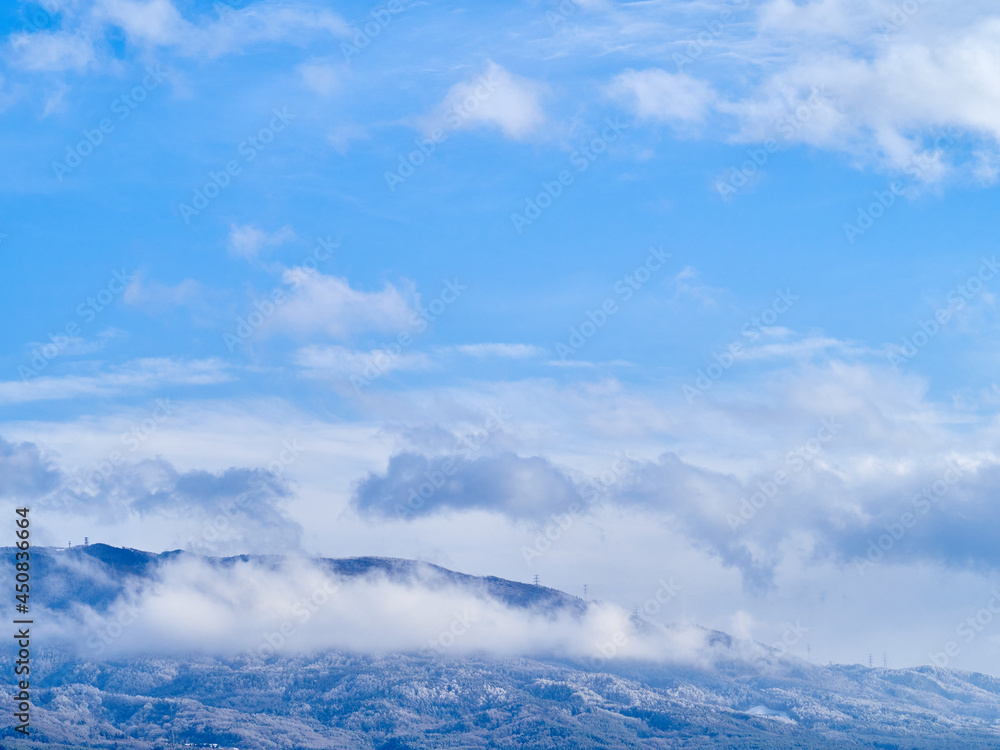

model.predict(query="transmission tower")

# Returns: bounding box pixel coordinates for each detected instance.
[583,584,588,599]
[868,653,873,668]
[533,574,540,586]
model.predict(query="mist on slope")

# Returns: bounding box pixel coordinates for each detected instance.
[43,554,768,669]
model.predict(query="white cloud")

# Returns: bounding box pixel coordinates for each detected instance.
[267,269,417,340]
[740,335,869,361]
[721,7,1000,180]
[327,123,369,154]
[227,224,295,261]
[26,329,124,358]
[298,62,340,97]
[573,1,1000,181]
[96,0,188,45]
[124,274,203,309]
[669,266,722,309]
[11,0,352,67]
[296,344,432,379]
[449,343,545,358]
[608,68,715,124]
[7,31,96,72]
[428,60,547,140]
[757,0,876,37]
[0,357,230,405]
[68,555,729,668]
[15,346,1000,669]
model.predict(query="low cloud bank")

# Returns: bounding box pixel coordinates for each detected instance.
[47,556,761,670]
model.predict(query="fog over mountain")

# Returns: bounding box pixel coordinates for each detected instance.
[23,544,712,664]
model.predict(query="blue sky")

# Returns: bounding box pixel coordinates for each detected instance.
[5,0,1000,671]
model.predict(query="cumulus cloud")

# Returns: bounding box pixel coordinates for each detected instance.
[585,1,1000,180]
[354,451,584,520]
[0,437,62,499]
[608,69,716,124]
[49,454,302,554]
[266,269,418,340]
[337,351,1000,593]
[428,60,547,140]
[575,358,1000,590]
[723,6,1000,180]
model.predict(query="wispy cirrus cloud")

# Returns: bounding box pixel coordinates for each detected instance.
[6,0,351,72]
[295,344,432,379]
[0,357,230,405]
[446,343,545,359]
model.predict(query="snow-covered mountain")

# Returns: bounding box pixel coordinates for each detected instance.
[5,545,1000,749]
